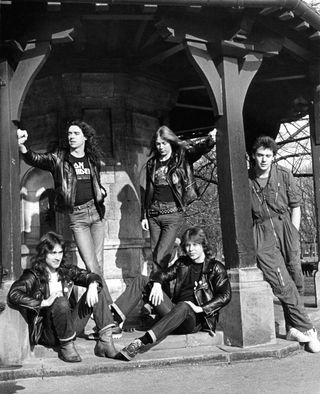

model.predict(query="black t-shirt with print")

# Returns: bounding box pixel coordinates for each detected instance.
[69,154,94,205]
[153,159,176,203]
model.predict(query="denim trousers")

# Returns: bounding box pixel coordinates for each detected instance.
[112,275,200,343]
[69,200,112,304]
[39,289,114,346]
[148,202,183,272]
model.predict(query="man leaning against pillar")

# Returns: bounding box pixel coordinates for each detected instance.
[248,135,320,352]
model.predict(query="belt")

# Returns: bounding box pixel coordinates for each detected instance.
[148,206,182,217]
[73,199,95,211]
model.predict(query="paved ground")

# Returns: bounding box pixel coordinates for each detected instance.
[1,350,320,394]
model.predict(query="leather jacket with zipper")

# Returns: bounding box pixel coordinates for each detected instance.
[142,137,215,219]
[150,256,231,332]
[22,149,107,219]
[8,264,102,345]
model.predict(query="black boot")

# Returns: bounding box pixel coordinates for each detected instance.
[94,327,118,358]
[58,340,82,363]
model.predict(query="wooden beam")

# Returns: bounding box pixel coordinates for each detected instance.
[309,31,320,41]
[0,61,21,281]
[82,14,155,21]
[278,11,295,21]
[10,41,51,122]
[283,37,312,61]
[184,41,223,116]
[217,55,257,268]
[132,20,149,52]
[259,7,279,16]
[139,43,184,67]
[294,21,310,31]
[175,103,213,111]
[179,85,206,91]
[255,74,306,83]
[238,52,263,109]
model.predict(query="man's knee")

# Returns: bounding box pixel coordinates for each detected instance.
[53,296,70,313]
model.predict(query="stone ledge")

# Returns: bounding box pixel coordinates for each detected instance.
[0,337,302,382]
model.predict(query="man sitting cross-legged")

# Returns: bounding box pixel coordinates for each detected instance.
[111,226,232,361]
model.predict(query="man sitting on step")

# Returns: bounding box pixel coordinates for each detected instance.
[111,226,232,361]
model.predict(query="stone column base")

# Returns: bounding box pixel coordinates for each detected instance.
[219,267,276,347]
[0,281,30,365]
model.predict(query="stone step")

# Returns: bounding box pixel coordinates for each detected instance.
[31,330,224,359]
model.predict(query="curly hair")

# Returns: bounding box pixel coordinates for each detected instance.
[64,120,104,167]
[180,226,214,260]
[251,135,278,156]
[31,231,72,284]
[149,125,185,157]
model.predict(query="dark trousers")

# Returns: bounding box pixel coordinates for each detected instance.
[40,288,114,346]
[113,275,201,343]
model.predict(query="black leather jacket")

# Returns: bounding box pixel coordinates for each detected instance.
[151,256,231,332]
[143,137,215,219]
[8,264,102,345]
[22,149,106,219]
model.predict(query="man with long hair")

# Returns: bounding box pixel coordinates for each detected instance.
[109,226,231,360]
[249,135,320,352]
[17,122,113,308]
[141,125,216,294]
[8,232,118,363]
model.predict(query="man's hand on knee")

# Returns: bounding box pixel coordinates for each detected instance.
[149,282,163,306]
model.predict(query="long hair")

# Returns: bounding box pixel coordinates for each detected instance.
[66,120,104,166]
[149,125,185,157]
[251,135,278,156]
[31,231,69,284]
[180,226,214,260]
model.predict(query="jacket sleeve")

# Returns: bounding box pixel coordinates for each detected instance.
[202,261,231,316]
[22,150,57,172]
[149,259,179,284]
[185,136,215,164]
[8,270,42,311]
[70,266,103,289]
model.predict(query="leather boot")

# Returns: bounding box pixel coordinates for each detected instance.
[94,327,118,358]
[58,340,82,363]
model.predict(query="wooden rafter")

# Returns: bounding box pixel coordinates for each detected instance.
[138,43,184,67]
[132,20,149,52]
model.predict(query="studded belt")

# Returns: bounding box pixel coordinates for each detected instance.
[148,206,182,217]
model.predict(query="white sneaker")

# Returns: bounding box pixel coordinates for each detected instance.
[304,328,320,353]
[286,327,310,343]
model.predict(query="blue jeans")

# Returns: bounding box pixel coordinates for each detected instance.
[148,201,183,271]
[40,289,114,346]
[69,200,112,304]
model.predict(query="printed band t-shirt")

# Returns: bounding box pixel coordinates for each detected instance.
[69,154,94,205]
[152,159,176,203]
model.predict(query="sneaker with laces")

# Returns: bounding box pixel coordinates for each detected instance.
[286,327,310,343]
[120,338,144,361]
[304,328,320,353]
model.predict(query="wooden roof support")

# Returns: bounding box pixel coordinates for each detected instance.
[259,7,280,16]
[139,43,184,67]
[294,21,310,31]
[10,41,51,122]
[309,62,320,265]
[132,20,149,51]
[175,103,213,111]
[278,10,294,21]
[184,41,223,116]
